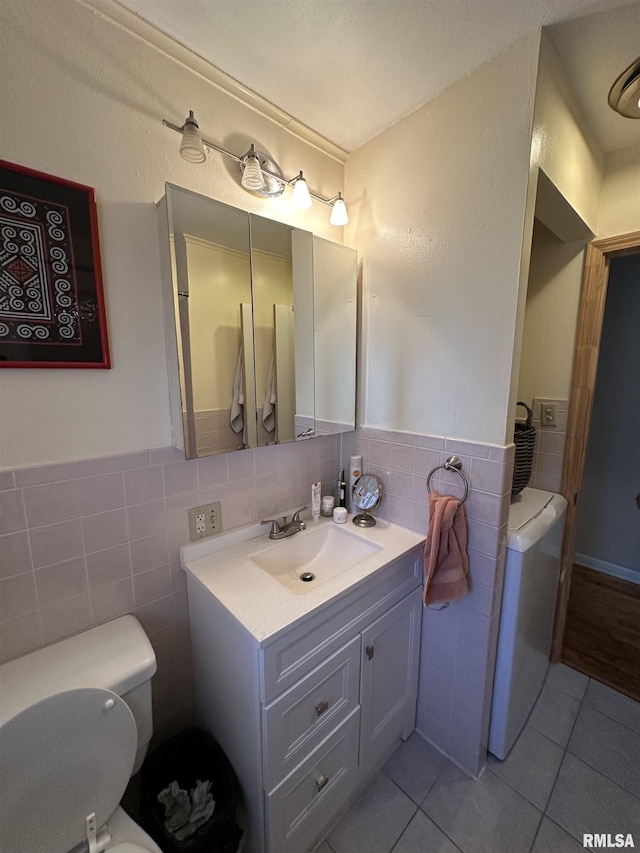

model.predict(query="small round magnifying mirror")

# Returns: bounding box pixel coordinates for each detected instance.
[352,474,382,527]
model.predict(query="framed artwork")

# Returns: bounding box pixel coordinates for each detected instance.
[0,160,110,368]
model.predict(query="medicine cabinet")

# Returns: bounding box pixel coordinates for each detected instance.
[157,184,357,458]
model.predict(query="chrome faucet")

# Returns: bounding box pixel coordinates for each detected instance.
[260,506,307,540]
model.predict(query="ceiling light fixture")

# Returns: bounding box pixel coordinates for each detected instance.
[164,110,349,226]
[608,56,640,119]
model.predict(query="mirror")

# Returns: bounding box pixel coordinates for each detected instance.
[250,215,297,446]
[352,474,382,528]
[157,183,357,458]
[312,236,357,435]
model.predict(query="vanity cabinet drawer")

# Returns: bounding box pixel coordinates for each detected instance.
[263,636,360,790]
[267,708,360,853]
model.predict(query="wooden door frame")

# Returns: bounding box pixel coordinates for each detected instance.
[551,229,640,660]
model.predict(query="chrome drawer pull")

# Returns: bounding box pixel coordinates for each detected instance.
[314,772,329,792]
[315,700,329,717]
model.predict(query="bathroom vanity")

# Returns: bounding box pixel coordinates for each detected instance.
[181,517,424,853]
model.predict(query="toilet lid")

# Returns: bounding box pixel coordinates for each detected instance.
[0,687,137,853]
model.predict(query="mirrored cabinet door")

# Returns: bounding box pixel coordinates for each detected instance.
[158,183,356,460]
[312,235,357,435]
[159,185,254,457]
[249,215,296,447]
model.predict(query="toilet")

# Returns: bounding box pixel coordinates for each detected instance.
[0,615,163,853]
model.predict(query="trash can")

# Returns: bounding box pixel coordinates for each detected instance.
[140,727,243,853]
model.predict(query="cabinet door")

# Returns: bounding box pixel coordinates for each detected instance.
[359,587,422,773]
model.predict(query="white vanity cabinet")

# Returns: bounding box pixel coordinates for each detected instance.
[185,543,423,853]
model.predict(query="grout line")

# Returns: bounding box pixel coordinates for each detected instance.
[483,763,547,814]
[581,686,640,735]
[526,809,546,853]
[564,703,640,802]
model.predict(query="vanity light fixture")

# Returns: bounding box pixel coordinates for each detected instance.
[330,192,349,226]
[164,110,349,226]
[240,144,266,191]
[291,172,312,209]
[178,111,207,164]
[608,56,640,119]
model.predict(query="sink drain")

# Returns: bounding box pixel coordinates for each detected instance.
[300,572,315,583]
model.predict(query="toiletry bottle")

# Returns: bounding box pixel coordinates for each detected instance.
[337,468,346,508]
[321,495,335,517]
[311,481,321,520]
[348,455,362,512]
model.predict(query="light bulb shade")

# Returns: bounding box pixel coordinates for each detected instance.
[241,148,265,191]
[179,114,206,164]
[291,173,312,210]
[330,195,349,226]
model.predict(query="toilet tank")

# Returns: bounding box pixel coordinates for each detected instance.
[0,616,157,772]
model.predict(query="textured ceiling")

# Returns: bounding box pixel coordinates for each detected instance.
[548,2,640,154]
[117,0,640,154]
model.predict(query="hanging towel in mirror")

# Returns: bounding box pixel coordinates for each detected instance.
[230,347,244,434]
[423,492,469,605]
[262,350,276,433]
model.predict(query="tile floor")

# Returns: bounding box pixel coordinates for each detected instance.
[316,664,640,853]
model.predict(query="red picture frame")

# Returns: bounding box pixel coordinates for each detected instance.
[0,160,110,368]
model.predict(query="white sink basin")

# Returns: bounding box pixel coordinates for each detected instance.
[250,524,382,594]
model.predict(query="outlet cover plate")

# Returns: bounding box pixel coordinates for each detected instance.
[188,501,222,541]
[541,403,557,426]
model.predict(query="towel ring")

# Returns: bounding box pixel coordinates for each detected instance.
[426,455,469,506]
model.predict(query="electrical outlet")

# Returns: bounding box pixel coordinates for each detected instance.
[542,403,556,426]
[188,501,222,541]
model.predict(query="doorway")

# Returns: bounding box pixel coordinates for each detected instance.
[552,230,640,697]
[559,251,640,699]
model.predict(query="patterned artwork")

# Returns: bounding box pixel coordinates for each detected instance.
[0,161,110,368]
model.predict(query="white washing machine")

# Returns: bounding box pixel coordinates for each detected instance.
[488,487,568,760]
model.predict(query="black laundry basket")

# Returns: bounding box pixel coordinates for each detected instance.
[512,402,536,496]
[140,727,243,853]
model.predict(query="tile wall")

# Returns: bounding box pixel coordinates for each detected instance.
[1,425,513,775]
[0,435,340,743]
[190,408,244,456]
[342,427,514,775]
[527,397,569,493]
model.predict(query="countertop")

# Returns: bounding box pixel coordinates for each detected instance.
[180,515,425,645]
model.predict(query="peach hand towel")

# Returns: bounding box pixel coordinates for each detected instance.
[423,492,469,605]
